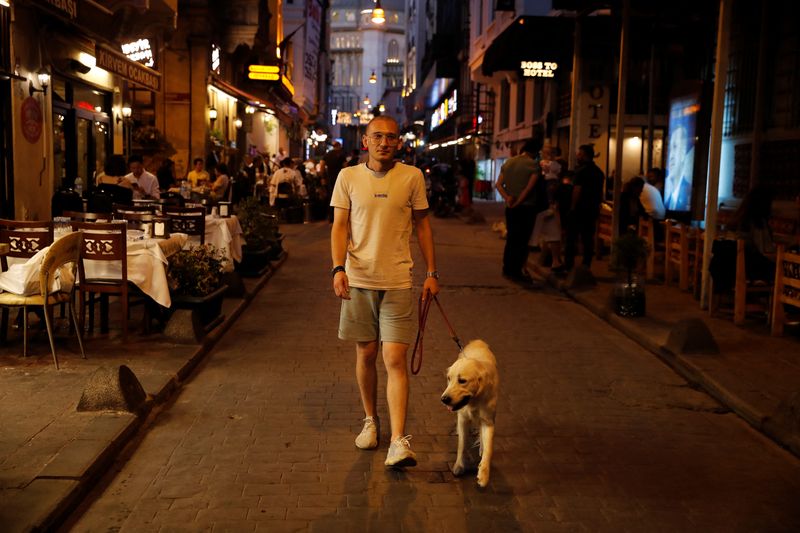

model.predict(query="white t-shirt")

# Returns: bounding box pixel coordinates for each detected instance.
[330,162,429,290]
[640,182,666,220]
[125,170,160,199]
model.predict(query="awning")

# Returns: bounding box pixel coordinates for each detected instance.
[481,16,574,77]
[209,76,296,124]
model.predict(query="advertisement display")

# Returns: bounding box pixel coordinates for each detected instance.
[664,95,700,212]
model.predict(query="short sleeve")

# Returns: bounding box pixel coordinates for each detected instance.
[411,169,429,210]
[330,169,350,209]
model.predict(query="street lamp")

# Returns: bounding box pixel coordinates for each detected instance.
[234,117,243,129]
[209,106,218,122]
[28,70,50,97]
[119,105,133,156]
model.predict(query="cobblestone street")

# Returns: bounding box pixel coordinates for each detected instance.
[66,210,800,532]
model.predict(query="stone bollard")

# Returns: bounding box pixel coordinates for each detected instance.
[665,318,719,355]
[76,365,147,413]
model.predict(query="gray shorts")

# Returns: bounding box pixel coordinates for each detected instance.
[338,288,415,345]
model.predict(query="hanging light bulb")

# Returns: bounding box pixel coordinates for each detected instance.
[363,95,370,106]
[371,0,385,24]
[369,71,377,84]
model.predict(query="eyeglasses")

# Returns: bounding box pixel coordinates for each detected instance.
[366,133,400,144]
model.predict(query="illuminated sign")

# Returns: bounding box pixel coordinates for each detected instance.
[430,90,457,132]
[211,44,220,74]
[121,39,154,68]
[248,64,280,81]
[247,65,295,95]
[96,44,161,92]
[520,61,558,78]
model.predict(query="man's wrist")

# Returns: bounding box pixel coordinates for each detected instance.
[425,270,439,279]
[331,265,346,277]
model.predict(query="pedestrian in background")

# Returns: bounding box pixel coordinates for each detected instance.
[563,144,605,272]
[125,154,160,200]
[187,158,209,188]
[495,138,542,284]
[531,145,565,272]
[156,158,176,191]
[320,141,347,222]
[330,115,439,468]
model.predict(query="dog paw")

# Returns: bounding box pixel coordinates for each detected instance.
[477,465,490,487]
[451,462,466,477]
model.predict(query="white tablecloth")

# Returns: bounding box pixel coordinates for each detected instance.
[0,233,188,308]
[183,215,243,272]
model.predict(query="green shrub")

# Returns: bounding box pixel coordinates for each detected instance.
[167,244,227,297]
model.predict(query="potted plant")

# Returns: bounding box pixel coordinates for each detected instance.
[236,197,284,276]
[609,230,650,317]
[167,244,229,335]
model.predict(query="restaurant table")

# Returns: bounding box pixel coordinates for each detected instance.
[182,215,243,272]
[0,232,188,308]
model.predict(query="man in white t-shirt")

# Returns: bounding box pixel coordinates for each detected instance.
[125,154,160,200]
[330,115,439,468]
[640,180,665,220]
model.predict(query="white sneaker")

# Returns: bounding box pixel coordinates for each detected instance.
[384,435,417,468]
[355,416,379,449]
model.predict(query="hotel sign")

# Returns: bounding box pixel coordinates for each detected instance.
[520,61,558,78]
[96,44,161,92]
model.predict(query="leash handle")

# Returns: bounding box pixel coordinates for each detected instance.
[410,292,461,375]
[410,293,432,375]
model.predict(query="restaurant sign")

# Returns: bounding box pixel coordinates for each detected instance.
[520,61,558,78]
[35,0,78,19]
[96,44,161,92]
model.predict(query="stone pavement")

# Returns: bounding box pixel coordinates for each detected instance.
[64,204,800,532]
[524,217,800,459]
[0,257,285,532]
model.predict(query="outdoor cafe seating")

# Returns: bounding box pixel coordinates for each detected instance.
[0,231,85,368]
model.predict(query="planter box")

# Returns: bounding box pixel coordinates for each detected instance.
[165,284,228,342]
[237,246,272,277]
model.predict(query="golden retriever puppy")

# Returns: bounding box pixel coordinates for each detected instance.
[440,339,498,487]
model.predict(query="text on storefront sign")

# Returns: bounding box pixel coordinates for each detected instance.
[96,44,161,92]
[520,61,557,78]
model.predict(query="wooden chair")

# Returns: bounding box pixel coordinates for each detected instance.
[64,211,111,223]
[0,220,54,341]
[164,205,206,216]
[114,212,155,232]
[113,203,156,216]
[0,232,86,368]
[709,238,773,326]
[664,220,696,291]
[637,217,664,280]
[71,221,133,338]
[771,244,800,336]
[164,212,205,245]
[693,228,706,300]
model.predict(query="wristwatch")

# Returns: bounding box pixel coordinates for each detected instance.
[331,265,346,277]
[426,270,439,279]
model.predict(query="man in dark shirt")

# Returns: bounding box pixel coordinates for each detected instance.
[495,139,542,283]
[321,142,347,222]
[563,144,605,271]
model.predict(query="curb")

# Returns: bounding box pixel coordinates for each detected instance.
[528,260,800,460]
[24,253,288,532]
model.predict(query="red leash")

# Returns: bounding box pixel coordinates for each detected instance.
[411,293,462,375]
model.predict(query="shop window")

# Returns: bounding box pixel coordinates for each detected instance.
[516,80,526,125]
[499,79,509,130]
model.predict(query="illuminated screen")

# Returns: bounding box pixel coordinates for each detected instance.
[664,97,700,212]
